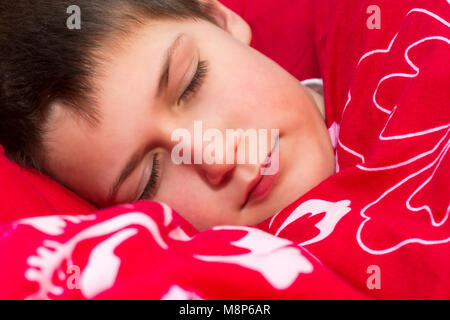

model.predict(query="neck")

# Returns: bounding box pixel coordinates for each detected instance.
[305,86,326,121]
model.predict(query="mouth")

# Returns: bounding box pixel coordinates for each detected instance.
[240,137,280,209]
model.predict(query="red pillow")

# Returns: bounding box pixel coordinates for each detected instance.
[220,0,321,81]
[0,145,96,224]
[0,0,319,224]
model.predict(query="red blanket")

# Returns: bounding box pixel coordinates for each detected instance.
[0,0,449,299]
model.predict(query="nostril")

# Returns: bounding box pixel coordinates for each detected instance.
[205,164,235,186]
[206,172,223,185]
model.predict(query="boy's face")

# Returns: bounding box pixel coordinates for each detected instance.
[43,18,335,231]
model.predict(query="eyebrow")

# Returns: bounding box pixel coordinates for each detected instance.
[107,33,185,204]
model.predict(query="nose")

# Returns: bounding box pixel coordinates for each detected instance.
[200,131,239,186]
[203,162,236,185]
[164,120,241,186]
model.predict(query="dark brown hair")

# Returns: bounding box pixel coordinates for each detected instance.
[0,0,216,171]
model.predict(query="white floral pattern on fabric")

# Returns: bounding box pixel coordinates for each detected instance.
[337,8,450,254]
[194,226,313,290]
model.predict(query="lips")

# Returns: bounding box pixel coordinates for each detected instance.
[241,138,280,209]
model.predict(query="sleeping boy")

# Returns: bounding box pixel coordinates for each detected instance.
[0,0,335,230]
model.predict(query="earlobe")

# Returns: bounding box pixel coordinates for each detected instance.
[202,0,252,45]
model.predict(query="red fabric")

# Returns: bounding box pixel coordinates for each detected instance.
[0,0,449,299]
[262,0,449,299]
[0,145,96,225]
[0,202,368,299]
[220,0,321,81]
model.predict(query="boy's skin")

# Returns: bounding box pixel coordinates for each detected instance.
[41,0,335,231]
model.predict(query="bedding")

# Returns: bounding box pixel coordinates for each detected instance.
[0,0,449,299]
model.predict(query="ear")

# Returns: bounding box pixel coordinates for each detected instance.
[201,0,252,45]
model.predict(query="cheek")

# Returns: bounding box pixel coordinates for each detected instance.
[197,24,310,129]
[152,164,215,228]
[215,57,307,130]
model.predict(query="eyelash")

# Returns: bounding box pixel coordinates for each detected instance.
[139,154,160,200]
[178,60,208,104]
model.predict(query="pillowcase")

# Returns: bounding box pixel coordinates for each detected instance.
[220,0,321,81]
[0,145,96,224]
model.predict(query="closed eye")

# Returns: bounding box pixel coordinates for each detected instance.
[178,60,208,105]
[139,154,160,200]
